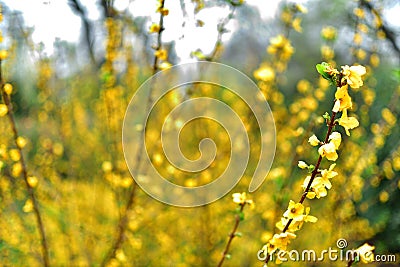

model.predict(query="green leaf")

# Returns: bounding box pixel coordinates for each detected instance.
[225,254,232,260]
[235,232,243,237]
[190,49,206,60]
[238,211,245,221]
[316,62,332,81]
[323,112,331,121]
[308,165,315,173]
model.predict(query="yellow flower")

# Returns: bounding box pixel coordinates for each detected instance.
[16,136,27,149]
[0,104,7,116]
[283,200,304,221]
[334,84,353,111]
[321,26,337,40]
[298,161,308,169]
[276,207,317,232]
[158,61,172,70]
[318,142,338,161]
[341,65,366,89]
[23,199,33,213]
[303,176,328,199]
[269,232,296,251]
[27,176,38,188]
[356,243,375,263]
[319,163,338,189]
[102,161,113,172]
[3,83,13,95]
[154,49,168,61]
[339,109,359,136]
[328,132,341,149]
[308,134,320,146]
[292,17,302,33]
[262,242,277,256]
[267,35,294,60]
[149,23,160,33]
[254,65,275,82]
[0,49,7,60]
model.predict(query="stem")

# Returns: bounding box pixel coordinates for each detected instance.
[101,1,167,265]
[216,203,245,267]
[347,259,354,267]
[0,60,50,267]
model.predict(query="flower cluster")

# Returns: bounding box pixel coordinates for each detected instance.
[260,62,368,265]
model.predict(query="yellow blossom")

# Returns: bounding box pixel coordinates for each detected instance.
[16,136,27,149]
[158,61,172,70]
[335,84,353,111]
[254,65,275,82]
[102,161,113,172]
[27,176,38,188]
[308,134,320,146]
[149,23,161,33]
[321,26,337,40]
[3,83,13,95]
[267,35,294,60]
[339,109,359,136]
[9,149,20,162]
[0,104,7,116]
[318,142,338,161]
[154,49,168,61]
[356,243,375,263]
[23,199,33,213]
[328,132,341,149]
[0,49,7,60]
[298,161,308,169]
[283,200,304,221]
[269,232,296,251]
[303,176,328,199]
[319,164,338,189]
[341,65,366,89]
[292,17,302,33]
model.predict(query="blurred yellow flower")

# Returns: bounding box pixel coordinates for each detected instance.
[321,26,337,40]
[27,176,38,188]
[158,61,172,70]
[292,17,302,33]
[318,142,338,161]
[3,83,13,95]
[154,49,168,61]
[149,23,161,33]
[308,134,320,146]
[0,103,8,116]
[254,65,275,82]
[341,65,366,89]
[23,199,33,213]
[16,136,27,149]
[267,35,294,60]
[339,109,359,136]
[356,243,375,263]
[0,49,7,60]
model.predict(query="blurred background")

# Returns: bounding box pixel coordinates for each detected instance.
[0,0,399,266]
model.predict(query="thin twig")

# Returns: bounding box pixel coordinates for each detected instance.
[217,204,245,267]
[0,60,50,267]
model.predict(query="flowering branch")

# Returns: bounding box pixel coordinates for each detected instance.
[0,57,49,266]
[261,62,367,265]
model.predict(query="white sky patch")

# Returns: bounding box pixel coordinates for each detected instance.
[2,0,398,59]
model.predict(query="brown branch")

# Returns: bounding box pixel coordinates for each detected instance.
[101,1,168,265]
[0,60,50,267]
[217,203,245,267]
